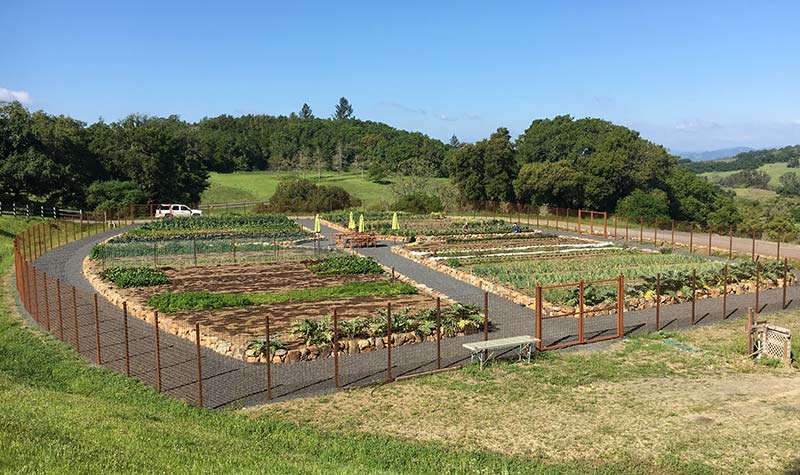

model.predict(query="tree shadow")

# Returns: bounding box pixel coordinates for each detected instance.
[785,458,800,475]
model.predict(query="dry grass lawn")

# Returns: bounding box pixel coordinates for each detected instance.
[252,310,800,474]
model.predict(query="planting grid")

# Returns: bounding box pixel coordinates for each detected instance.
[18,218,800,409]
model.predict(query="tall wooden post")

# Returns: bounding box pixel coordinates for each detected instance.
[617,274,624,338]
[783,258,788,310]
[653,220,658,246]
[707,226,713,256]
[755,261,760,315]
[43,272,51,331]
[689,224,694,253]
[728,225,733,259]
[639,218,643,243]
[751,229,756,260]
[691,269,697,325]
[671,220,675,248]
[436,297,442,370]
[72,286,80,352]
[722,264,728,319]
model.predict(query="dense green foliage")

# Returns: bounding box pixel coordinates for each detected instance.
[0,101,449,209]
[777,172,800,196]
[99,266,171,288]
[717,170,772,189]
[684,144,800,174]
[447,115,734,223]
[615,189,671,221]
[125,215,309,240]
[264,178,360,212]
[307,255,384,275]
[390,193,443,213]
[146,281,417,312]
[289,304,485,346]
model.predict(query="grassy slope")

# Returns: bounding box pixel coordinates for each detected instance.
[0,216,584,474]
[700,162,796,198]
[201,172,393,208]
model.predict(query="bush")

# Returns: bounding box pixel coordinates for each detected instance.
[391,193,442,214]
[615,189,670,221]
[100,267,170,288]
[86,180,147,212]
[267,178,360,212]
[307,255,384,275]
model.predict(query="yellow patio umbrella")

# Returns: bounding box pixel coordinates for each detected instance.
[348,211,356,229]
[358,213,365,233]
[391,212,399,231]
[314,214,321,233]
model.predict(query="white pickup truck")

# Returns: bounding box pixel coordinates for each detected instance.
[155,204,203,218]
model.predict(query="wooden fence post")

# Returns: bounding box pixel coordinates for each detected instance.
[671,220,675,248]
[578,280,585,343]
[783,258,788,310]
[751,229,756,260]
[722,264,728,319]
[755,261,760,315]
[708,226,713,256]
[689,223,694,253]
[43,272,51,331]
[535,285,543,350]
[154,311,162,392]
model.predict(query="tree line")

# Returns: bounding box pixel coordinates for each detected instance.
[683,144,800,174]
[448,115,738,225]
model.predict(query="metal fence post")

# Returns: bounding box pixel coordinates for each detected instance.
[332,308,339,388]
[154,311,162,392]
[722,264,728,319]
[653,220,658,246]
[232,239,237,264]
[671,220,675,248]
[655,272,661,331]
[436,297,442,370]
[755,261,760,315]
[193,237,198,266]
[32,267,40,323]
[617,274,624,338]
[72,286,80,352]
[751,229,756,260]
[386,302,393,382]
[56,279,64,340]
[708,226,713,256]
[196,323,204,407]
[266,314,272,399]
[535,285,543,349]
[783,258,788,310]
[93,293,102,364]
[689,224,694,253]
[483,291,489,341]
[578,280,585,343]
[43,272,51,331]
[691,269,697,325]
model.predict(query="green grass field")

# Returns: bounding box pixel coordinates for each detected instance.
[701,161,795,190]
[201,171,448,209]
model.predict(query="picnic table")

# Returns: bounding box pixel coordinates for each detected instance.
[335,232,377,248]
[463,335,540,369]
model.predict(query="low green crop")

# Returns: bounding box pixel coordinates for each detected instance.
[307,255,384,275]
[99,267,170,288]
[147,281,417,313]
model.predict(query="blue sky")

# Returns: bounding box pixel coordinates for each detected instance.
[3,0,800,151]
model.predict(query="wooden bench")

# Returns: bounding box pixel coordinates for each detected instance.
[463,336,540,369]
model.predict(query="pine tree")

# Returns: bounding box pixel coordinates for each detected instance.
[334,97,354,120]
[300,103,314,119]
[449,134,461,148]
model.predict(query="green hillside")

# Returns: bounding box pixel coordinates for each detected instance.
[701,162,795,189]
[201,171,449,209]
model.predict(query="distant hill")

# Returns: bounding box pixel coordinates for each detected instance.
[674,147,753,161]
[683,145,800,174]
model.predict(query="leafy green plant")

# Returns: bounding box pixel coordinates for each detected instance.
[246,336,287,357]
[308,255,384,275]
[291,317,333,346]
[99,267,170,288]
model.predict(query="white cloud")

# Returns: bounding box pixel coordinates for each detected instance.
[434,113,457,122]
[674,119,722,133]
[463,112,481,120]
[0,87,31,104]
[380,100,426,115]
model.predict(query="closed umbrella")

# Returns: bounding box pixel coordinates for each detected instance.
[391,212,399,231]
[358,214,365,233]
[314,214,321,233]
[348,211,356,229]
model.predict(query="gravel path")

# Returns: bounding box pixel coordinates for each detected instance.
[21,220,799,409]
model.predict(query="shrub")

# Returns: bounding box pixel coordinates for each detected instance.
[615,189,670,221]
[291,317,333,346]
[86,180,147,212]
[308,255,384,275]
[267,178,360,212]
[391,193,443,214]
[100,267,170,288]
[246,336,287,357]
[147,291,252,312]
